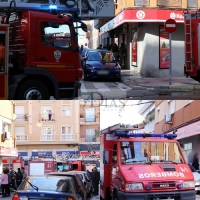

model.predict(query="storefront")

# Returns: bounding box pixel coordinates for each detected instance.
[99,9,185,76]
[79,143,100,155]
[168,120,200,163]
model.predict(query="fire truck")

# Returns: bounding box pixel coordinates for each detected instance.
[183,10,200,83]
[0,0,114,100]
[100,124,196,200]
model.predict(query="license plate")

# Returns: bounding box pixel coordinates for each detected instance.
[97,71,109,75]
[154,199,174,200]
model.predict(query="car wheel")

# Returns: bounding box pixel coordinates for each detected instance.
[84,73,89,81]
[16,80,50,100]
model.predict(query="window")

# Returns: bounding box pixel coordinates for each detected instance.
[85,108,95,122]
[15,127,25,135]
[42,127,52,135]
[41,106,52,120]
[168,100,175,114]
[112,144,117,163]
[85,129,95,142]
[183,143,192,162]
[62,126,72,134]
[41,22,71,50]
[15,106,25,121]
[62,105,71,116]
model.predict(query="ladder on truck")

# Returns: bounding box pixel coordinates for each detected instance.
[184,11,194,72]
[0,0,114,19]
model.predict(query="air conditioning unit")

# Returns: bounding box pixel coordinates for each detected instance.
[114,0,118,5]
[4,132,11,140]
[165,114,172,124]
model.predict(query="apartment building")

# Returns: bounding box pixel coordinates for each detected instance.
[13,100,80,159]
[0,101,18,171]
[90,0,199,77]
[79,100,100,155]
[154,100,200,162]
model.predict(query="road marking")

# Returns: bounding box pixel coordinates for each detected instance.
[115,83,132,91]
[81,82,88,92]
[93,83,110,92]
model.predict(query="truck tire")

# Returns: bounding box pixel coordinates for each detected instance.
[16,80,50,100]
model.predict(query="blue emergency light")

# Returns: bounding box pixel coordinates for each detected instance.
[113,132,177,140]
[49,4,57,10]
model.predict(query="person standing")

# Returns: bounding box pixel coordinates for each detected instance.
[1,169,8,197]
[48,110,52,121]
[92,167,100,196]
[10,168,17,191]
[192,153,199,170]
[16,168,23,188]
[21,167,27,181]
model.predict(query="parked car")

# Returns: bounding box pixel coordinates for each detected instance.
[80,48,91,67]
[12,175,82,200]
[82,50,121,81]
[188,164,200,192]
[47,172,87,200]
[66,171,92,196]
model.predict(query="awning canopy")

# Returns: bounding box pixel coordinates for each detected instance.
[0,147,18,157]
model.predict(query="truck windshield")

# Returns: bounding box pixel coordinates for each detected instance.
[120,142,184,164]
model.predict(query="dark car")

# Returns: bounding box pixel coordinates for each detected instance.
[47,172,87,200]
[80,48,91,67]
[12,175,82,200]
[82,50,121,81]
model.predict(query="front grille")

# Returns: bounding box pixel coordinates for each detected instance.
[148,194,180,200]
[94,68,110,71]
[151,181,176,189]
[161,165,176,172]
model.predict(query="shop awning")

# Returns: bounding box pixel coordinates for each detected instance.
[32,151,52,156]
[100,9,184,35]
[56,151,78,155]
[18,152,28,156]
[0,147,18,157]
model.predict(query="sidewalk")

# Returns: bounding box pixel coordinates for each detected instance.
[121,71,200,92]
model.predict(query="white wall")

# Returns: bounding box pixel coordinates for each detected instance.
[135,23,185,77]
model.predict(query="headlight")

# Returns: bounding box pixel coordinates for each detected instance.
[125,183,143,191]
[86,65,93,69]
[183,181,195,188]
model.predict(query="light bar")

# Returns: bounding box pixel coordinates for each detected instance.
[113,132,177,140]
[49,4,57,10]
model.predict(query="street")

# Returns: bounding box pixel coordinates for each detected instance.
[77,74,200,100]
[2,193,99,200]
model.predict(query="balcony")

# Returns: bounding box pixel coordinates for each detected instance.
[14,114,28,122]
[188,0,198,8]
[134,0,150,6]
[41,134,54,141]
[157,0,181,7]
[80,116,100,125]
[16,135,27,141]
[60,134,74,140]
[39,113,55,122]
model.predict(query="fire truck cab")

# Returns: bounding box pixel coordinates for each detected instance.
[100,124,196,200]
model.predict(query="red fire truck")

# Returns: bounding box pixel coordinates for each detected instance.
[100,124,196,200]
[0,0,114,100]
[184,10,200,83]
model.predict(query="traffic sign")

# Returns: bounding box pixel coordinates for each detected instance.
[164,19,177,33]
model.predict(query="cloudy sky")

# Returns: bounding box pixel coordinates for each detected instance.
[100,100,143,130]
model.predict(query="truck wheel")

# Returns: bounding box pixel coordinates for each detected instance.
[16,80,50,100]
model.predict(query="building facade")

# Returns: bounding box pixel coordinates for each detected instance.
[89,0,200,77]
[13,100,80,160]
[79,100,100,155]
[154,100,200,162]
[138,100,155,133]
[0,101,18,171]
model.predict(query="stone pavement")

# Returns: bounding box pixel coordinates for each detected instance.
[121,70,200,92]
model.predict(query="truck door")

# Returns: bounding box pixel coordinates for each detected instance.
[0,25,8,100]
[110,143,118,194]
[35,19,77,83]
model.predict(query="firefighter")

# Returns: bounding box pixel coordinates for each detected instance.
[119,43,126,69]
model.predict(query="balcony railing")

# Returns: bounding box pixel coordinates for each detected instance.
[16,135,27,141]
[134,0,150,6]
[15,114,28,121]
[60,134,74,140]
[188,0,198,8]
[80,117,100,124]
[157,0,181,7]
[41,134,54,141]
[39,113,55,122]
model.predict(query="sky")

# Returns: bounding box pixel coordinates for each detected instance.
[100,100,143,130]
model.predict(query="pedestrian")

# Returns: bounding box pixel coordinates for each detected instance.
[102,46,107,50]
[48,110,52,121]
[1,169,8,197]
[10,167,17,191]
[192,153,199,170]
[87,169,92,179]
[92,167,100,196]
[16,168,23,188]
[6,168,11,196]
[119,43,126,68]
[97,44,102,49]
[21,167,27,181]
